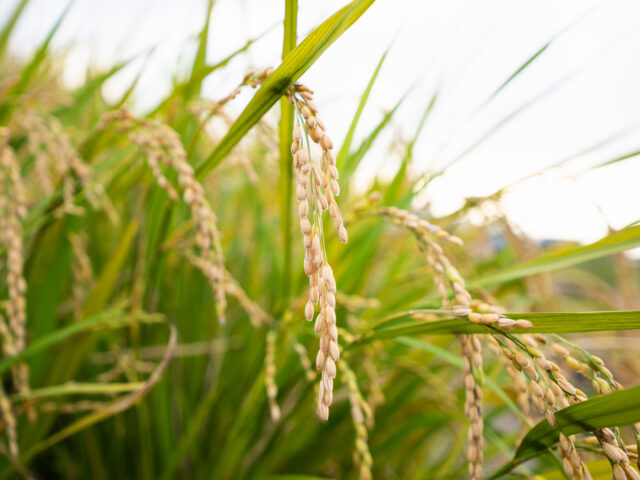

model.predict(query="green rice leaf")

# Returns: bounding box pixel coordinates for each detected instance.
[483,42,550,105]
[0,0,73,122]
[82,220,139,317]
[342,90,409,181]
[10,324,176,471]
[258,476,331,480]
[55,58,134,120]
[470,225,640,288]
[589,148,640,171]
[11,382,144,402]
[335,46,389,169]
[0,0,30,58]
[196,0,376,178]
[0,309,162,375]
[185,0,214,99]
[358,310,640,343]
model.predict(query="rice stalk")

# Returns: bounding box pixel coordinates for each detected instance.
[68,232,94,320]
[11,110,99,213]
[288,82,346,420]
[341,360,373,480]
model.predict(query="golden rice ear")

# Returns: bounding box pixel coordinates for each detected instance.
[10,110,96,211]
[264,329,280,422]
[99,112,229,324]
[374,204,639,480]
[459,334,484,479]
[0,130,30,454]
[288,82,349,421]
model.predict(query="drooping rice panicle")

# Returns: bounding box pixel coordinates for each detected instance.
[597,427,640,480]
[341,360,373,480]
[460,334,484,479]
[550,338,640,477]
[1,9,639,478]
[372,207,629,479]
[377,206,491,478]
[11,110,97,212]
[68,232,94,320]
[98,111,227,324]
[0,383,17,459]
[265,329,281,421]
[287,82,346,420]
[0,312,18,459]
[0,128,30,403]
[189,67,274,118]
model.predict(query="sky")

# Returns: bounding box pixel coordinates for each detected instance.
[2,0,640,249]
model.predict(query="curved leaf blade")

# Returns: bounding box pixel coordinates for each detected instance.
[196,0,376,178]
[0,0,29,58]
[0,309,162,375]
[278,0,298,301]
[358,310,640,343]
[470,225,640,288]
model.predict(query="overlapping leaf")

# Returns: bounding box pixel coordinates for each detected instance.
[196,0,376,177]
[489,385,640,478]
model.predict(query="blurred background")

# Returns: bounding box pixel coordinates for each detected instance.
[3,2,640,479]
[3,0,639,248]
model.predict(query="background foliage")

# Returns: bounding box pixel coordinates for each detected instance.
[0,1,639,479]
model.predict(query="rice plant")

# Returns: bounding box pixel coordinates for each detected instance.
[1,1,640,479]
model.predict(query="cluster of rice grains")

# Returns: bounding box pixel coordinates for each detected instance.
[98,110,227,324]
[264,329,281,421]
[341,360,374,480]
[378,207,640,480]
[0,128,28,458]
[11,110,98,213]
[287,83,347,421]
[551,343,640,480]
[379,207,490,478]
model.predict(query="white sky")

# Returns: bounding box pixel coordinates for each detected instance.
[3,0,640,247]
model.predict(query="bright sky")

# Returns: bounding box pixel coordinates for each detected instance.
[3,0,640,248]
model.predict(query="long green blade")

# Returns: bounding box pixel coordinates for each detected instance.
[0,0,73,122]
[483,43,550,105]
[437,71,579,175]
[335,46,389,168]
[470,225,640,288]
[185,0,214,99]
[196,0,376,178]
[342,90,409,180]
[589,148,640,171]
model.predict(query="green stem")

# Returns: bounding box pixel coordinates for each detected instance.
[278,0,297,303]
